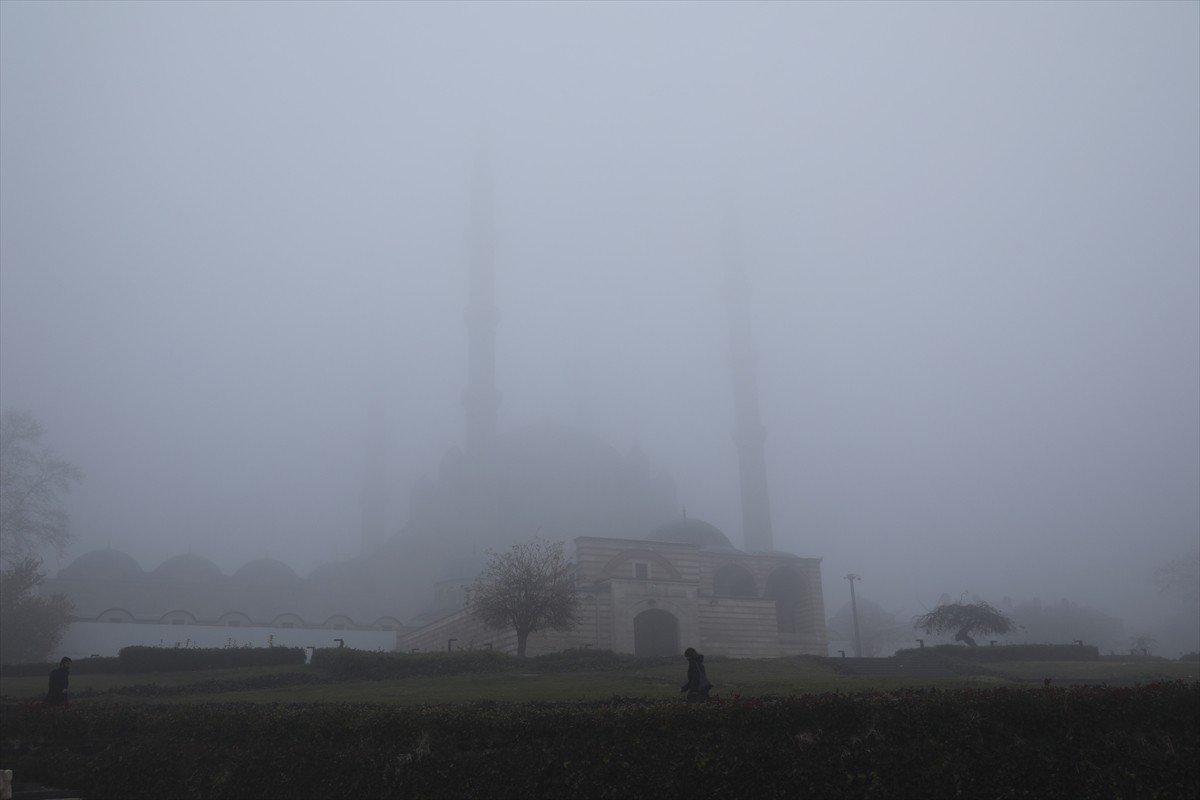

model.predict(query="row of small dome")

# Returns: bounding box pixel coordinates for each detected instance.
[56,549,307,586]
[57,519,741,586]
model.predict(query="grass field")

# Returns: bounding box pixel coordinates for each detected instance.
[3,654,1196,799]
[2,655,1195,706]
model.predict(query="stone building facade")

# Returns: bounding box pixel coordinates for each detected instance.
[42,152,830,662]
[399,518,826,658]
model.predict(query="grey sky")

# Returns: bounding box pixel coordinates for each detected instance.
[2,1,1197,633]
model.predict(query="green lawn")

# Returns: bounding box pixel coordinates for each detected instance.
[3,656,1194,706]
[989,659,1199,682]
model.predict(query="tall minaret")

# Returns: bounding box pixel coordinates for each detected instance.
[723,203,775,552]
[462,140,500,460]
[360,366,387,554]
[461,140,500,545]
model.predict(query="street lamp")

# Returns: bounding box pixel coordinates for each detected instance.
[845,574,863,658]
[589,594,599,649]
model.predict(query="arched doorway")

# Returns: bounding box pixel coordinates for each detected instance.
[633,608,679,656]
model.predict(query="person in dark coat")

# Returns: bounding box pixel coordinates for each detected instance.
[681,647,712,703]
[46,656,71,706]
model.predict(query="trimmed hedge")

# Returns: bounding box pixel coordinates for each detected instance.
[117,645,306,673]
[895,643,1100,662]
[0,656,122,678]
[3,682,1196,799]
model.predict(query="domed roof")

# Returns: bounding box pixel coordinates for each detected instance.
[57,547,144,581]
[646,517,735,550]
[491,422,678,539]
[153,553,225,583]
[404,422,678,557]
[232,557,298,586]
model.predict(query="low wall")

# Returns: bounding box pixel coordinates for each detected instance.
[55,621,397,660]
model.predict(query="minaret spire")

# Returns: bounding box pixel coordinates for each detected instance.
[360,365,387,554]
[461,136,501,548]
[463,137,500,458]
[723,198,775,552]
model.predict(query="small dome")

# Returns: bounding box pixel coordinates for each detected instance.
[646,517,735,550]
[153,554,225,583]
[57,548,144,581]
[233,558,299,587]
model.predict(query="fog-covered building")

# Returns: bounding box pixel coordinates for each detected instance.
[395,149,826,657]
[46,148,827,659]
[400,517,825,658]
[43,548,403,632]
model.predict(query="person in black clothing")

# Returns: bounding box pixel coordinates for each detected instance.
[681,647,712,703]
[46,656,71,705]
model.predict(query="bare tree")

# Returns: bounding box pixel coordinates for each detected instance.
[468,537,578,657]
[913,598,1015,647]
[0,410,82,567]
[0,557,73,664]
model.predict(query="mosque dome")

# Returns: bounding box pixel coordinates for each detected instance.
[491,421,678,539]
[232,558,299,587]
[56,547,144,581]
[152,553,225,583]
[646,517,736,550]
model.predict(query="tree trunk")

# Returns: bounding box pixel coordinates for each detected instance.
[954,627,977,646]
[516,629,528,657]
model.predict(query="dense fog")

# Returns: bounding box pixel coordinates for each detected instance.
[2,3,1196,649]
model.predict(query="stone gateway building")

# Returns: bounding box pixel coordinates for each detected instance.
[44,150,828,660]
[399,518,826,658]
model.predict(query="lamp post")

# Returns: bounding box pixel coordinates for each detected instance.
[591,594,599,649]
[845,574,863,658]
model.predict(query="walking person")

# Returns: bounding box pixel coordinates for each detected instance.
[46,657,71,706]
[680,647,712,703]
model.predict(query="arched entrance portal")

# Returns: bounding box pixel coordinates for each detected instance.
[633,609,679,656]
